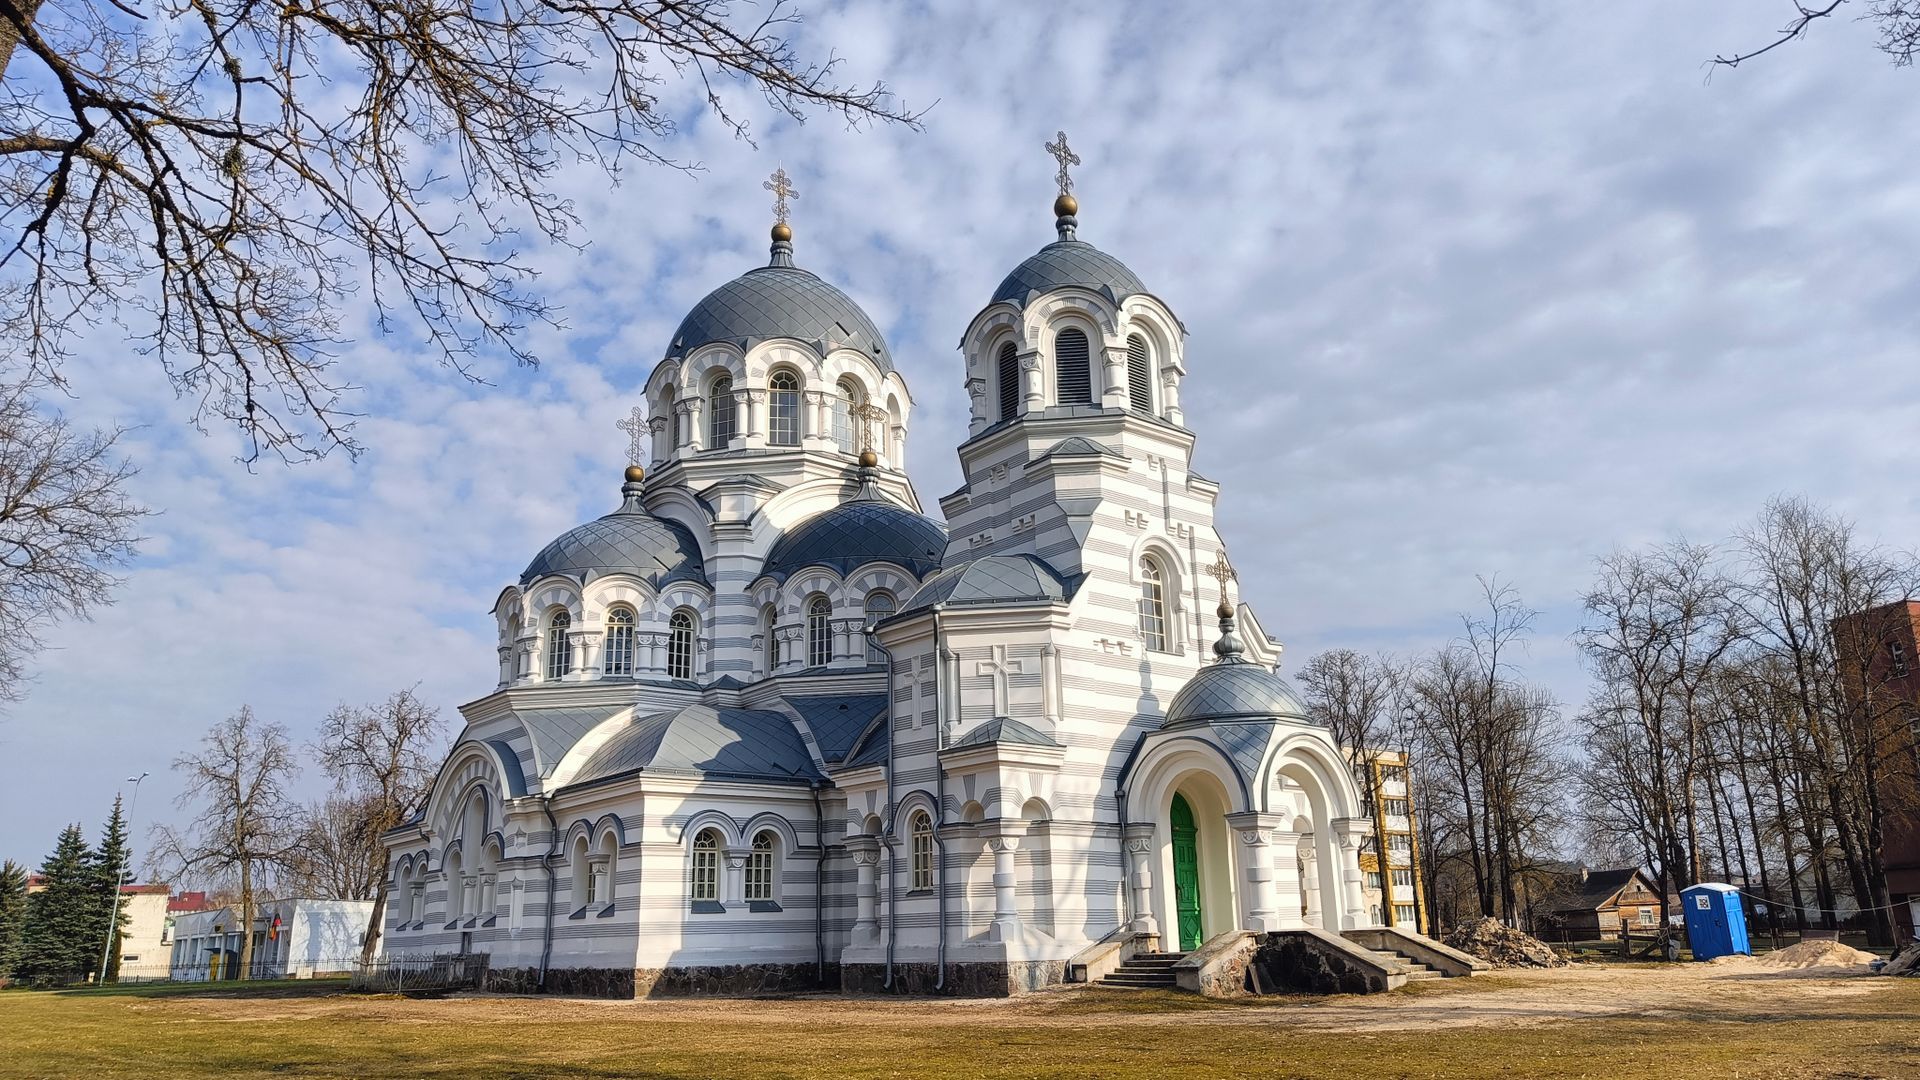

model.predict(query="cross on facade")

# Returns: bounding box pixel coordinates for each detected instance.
[1044,131,1080,196]
[975,644,1028,717]
[763,168,799,226]
[616,405,648,465]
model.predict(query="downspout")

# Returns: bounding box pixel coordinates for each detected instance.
[811,781,826,983]
[537,794,560,992]
[932,610,950,991]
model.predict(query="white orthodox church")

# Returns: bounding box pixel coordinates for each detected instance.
[379,154,1391,996]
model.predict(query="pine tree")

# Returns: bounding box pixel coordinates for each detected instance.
[17,825,97,985]
[0,859,27,981]
[91,796,133,982]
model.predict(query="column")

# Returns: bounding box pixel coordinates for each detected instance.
[1226,812,1284,933]
[1122,823,1159,938]
[1300,842,1321,928]
[848,837,881,942]
[987,829,1025,943]
[965,377,988,434]
[1333,817,1372,930]
[740,389,767,449]
[1160,373,1183,426]
[1100,344,1127,407]
[1020,353,1043,414]
[1270,829,1305,929]
[574,630,603,680]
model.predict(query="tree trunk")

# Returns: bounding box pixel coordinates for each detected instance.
[0,0,48,81]
[237,861,255,981]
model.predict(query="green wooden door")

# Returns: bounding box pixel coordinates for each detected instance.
[1170,793,1202,952]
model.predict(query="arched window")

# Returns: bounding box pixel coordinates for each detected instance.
[662,389,681,451]
[708,375,735,449]
[690,829,721,903]
[760,603,779,676]
[1126,333,1153,413]
[445,848,465,919]
[667,609,696,680]
[604,607,635,677]
[806,595,832,667]
[833,377,862,454]
[996,341,1020,422]
[864,591,895,664]
[746,832,776,903]
[1138,556,1169,652]
[910,811,934,891]
[546,610,572,678]
[769,370,801,446]
[1055,327,1092,405]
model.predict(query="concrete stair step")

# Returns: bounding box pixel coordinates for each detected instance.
[1404,969,1442,981]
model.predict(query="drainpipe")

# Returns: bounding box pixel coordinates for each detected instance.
[811,781,827,983]
[537,794,560,992]
[932,611,950,991]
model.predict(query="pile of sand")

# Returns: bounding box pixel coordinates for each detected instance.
[1442,917,1568,968]
[1881,943,1920,976]
[1756,940,1879,969]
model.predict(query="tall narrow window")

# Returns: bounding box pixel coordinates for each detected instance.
[604,608,635,677]
[761,604,779,675]
[1138,557,1168,652]
[663,391,681,450]
[708,376,735,449]
[746,832,775,902]
[1055,327,1091,405]
[910,811,934,891]
[690,829,720,902]
[807,595,832,667]
[769,370,801,446]
[833,378,861,454]
[864,591,895,664]
[546,610,572,678]
[996,342,1020,422]
[1126,333,1153,413]
[668,609,695,680]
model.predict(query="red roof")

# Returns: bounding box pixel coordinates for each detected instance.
[167,890,210,913]
[122,883,172,895]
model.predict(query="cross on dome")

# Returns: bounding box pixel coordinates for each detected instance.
[616,405,648,466]
[1044,131,1080,196]
[763,167,799,226]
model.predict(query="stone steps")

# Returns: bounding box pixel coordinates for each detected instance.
[1096,951,1187,989]
[1360,947,1447,981]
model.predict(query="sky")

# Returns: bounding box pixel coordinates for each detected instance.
[3,1,1918,870]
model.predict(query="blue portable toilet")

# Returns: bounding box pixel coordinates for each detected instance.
[1681,882,1750,961]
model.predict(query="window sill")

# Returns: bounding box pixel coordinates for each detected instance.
[748,901,783,913]
[906,888,934,896]
[481,916,498,928]
[567,907,589,921]
[462,917,478,929]
[596,903,617,919]
[690,900,726,915]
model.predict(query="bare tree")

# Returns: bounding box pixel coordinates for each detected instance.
[311,688,444,965]
[1298,649,1407,924]
[0,375,144,701]
[0,0,923,461]
[282,791,388,902]
[1711,2,1920,71]
[151,705,301,979]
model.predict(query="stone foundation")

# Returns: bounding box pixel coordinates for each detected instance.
[482,963,838,999]
[1248,933,1392,995]
[841,960,1066,997]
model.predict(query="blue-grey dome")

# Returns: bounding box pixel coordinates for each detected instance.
[761,498,946,583]
[991,240,1147,307]
[570,705,821,787]
[1163,662,1312,726]
[523,486,707,589]
[667,245,891,370]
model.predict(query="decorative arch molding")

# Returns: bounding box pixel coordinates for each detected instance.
[1117,298,1186,372]
[582,578,655,624]
[960,304,1026,360]
[480,829,507,858]
[525,582,583,620]
[491,585,524,620]
[1024,292,1119,344]
[741,811,803,853]
[678,346,750,395]
[817,350,890,400]
[590,812,629,849]
[1258,731,1361,820]
[421,742,514,839]
[1121,735,1256,817]
[643,357,683,400]
[744,342,827,389]
[846,565,919,598]
[561,816,598,852]
[891,788,940,834]
[676,809,744,849]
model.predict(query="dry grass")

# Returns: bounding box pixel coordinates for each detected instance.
[2,966,1918,1079]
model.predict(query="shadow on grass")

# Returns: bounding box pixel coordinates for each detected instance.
[10,977,354,1001]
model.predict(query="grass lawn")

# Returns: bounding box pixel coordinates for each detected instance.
[1,968,1917,1079]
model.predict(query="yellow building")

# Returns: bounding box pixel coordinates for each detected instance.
[1354,750,1425,933]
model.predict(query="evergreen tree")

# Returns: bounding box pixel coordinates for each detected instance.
[91,796,133,981]
[0,859,27,981]
[17,825,97,985]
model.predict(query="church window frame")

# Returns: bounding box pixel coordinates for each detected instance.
[996,341,1020,422]
[690,828,722,904]
[909,811,934,892]
[707,374,736,449]
[833,376,863,454]
[603,607,636,677]
[768,369,802,446]
[863,590,895,664]
[1126,333,1154,414]
[806,594,833,667]
[546,609,573,678]
[1138,556,1170,652]
[761,603,779,676]
[667,608,697,681]
[1053,326,1093,406]
[745,831,777,903]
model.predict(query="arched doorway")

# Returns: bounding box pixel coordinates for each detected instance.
[1170,793,1202,951]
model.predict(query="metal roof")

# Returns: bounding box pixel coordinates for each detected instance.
[899,554,1073,616]
[951,716,1059,749]
[568,704,823,787]
[511,702,634,777]
[842,724,890,770]
[990,240,1148,307]
[1036,436,1125,462]
[762,500,946,583]
[783,694,889,764]
[521,488,707,589]
[1163,662,1313,726]
[667,257,891,371]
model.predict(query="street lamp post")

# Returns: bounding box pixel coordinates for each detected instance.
[97,772,148,984]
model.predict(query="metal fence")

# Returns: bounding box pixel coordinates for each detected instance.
[348,952,490,993]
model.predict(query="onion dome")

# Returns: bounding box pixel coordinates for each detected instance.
[666,226,891,370]
[990,197,1147,307]
[522,472,706,589]
[1163,603,1313,726]
[761,464,946,583]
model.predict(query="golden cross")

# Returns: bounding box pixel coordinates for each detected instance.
[763,167,799,226]
[615,405,648,465]
[1206,551,1237,590]
[1044,131,1080,196]
[851,401,888,452]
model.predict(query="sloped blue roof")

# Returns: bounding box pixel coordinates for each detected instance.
[522,487,707,590]
[511,702,634,778]
[762,500,946,583]
[899,554,1073,616]
[784,694,889,764]
[991,240,1148,307]
[1163,662,1312,726]
[668,258,891,371]
[1037,436,1125,462]
[952,716,1059,750]
[842,724,890,770]
[569,705,822,787]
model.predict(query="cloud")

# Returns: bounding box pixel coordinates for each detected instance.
[6,1,1919,863]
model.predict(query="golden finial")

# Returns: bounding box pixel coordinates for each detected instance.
[625,464,646,483]
[858,449,879,468]
[771,222,793,242]
[1053,193,1078,218]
